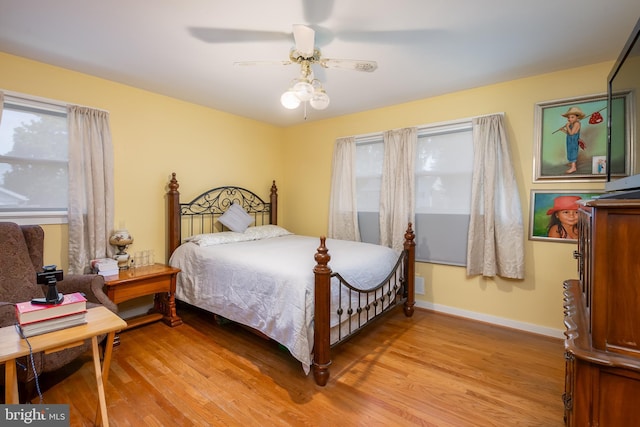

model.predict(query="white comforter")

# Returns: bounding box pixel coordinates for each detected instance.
[169,234,400,374]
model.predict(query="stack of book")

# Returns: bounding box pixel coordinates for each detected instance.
[90,258,119,277]
[16,292,88,337]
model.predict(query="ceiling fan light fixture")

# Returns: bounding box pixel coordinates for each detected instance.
[280,90,301,109]
[292,80,314,101]
[233,24,378,116]
[310,89,330,110]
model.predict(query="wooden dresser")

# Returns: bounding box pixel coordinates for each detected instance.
[563,198,640,426]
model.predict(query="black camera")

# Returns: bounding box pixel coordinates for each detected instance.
[32,265,64,305]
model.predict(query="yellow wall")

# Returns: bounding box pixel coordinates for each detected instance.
[0,52,286,268]
[1,51,612,334]
[282,62,612,334]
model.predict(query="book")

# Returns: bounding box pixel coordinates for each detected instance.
[18,311,87,337]
[91,258,118,273]
[97,268,120,277]
[15,292,87,325]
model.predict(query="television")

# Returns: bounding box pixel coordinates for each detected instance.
[603,16,640,197]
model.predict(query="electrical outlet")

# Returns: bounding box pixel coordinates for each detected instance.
[415,276,425,295]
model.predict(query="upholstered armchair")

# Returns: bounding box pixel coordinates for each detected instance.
[0,222,118,402]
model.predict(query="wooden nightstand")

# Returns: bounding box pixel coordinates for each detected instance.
[103,264,182,333]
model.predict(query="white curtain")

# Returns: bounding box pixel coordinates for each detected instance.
[466,114,524,279]
[0,91,4,126]
[380,127,416,252]
[328,136,361,241]
[67,106,114,274]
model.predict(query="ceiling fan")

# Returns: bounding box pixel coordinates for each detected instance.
[232,24,378,111]
[233,25,378,73]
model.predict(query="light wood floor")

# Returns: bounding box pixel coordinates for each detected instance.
[28,304,565,426]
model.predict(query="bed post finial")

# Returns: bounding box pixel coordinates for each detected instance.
[313,236,332,386]
[403,223,416,318]
[314,237,330,268]
[169,172,179,193]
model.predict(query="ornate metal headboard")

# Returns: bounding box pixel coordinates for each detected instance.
[166,173,278,258]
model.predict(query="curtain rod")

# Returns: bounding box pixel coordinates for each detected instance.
[1,88,109,114]
[345,112,505,141]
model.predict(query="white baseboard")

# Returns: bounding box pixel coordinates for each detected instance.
[414,300,565,339]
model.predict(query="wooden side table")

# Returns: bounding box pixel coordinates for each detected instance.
[103,264,182,333]
[0,306,126,426]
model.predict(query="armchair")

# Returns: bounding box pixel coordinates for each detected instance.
[0,222,118,402]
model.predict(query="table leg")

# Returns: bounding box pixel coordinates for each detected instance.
[92,333,110,427]
[94,330,117,426]
[101,331,116,385]
[4,360,19,404]
[156,292,183,327]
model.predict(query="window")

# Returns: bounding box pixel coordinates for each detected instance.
[0,94,68,224]
[355,121,473,266]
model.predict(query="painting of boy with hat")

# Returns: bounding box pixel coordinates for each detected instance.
[558,106,585,174]
[535,93,628,180]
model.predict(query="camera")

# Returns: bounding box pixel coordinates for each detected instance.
[32,265,64,305]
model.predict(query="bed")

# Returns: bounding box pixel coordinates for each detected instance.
[166,172,415,386]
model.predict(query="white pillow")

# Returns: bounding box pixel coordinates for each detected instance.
[218,203,254,232]
[186,225,292,247]
[244,225,292,240]
[186,231,254,246]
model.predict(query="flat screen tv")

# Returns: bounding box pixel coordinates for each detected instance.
[604,16,640,197]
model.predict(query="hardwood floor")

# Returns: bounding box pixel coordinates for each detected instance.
[26,304,565,426]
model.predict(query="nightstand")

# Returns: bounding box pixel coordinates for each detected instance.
[103,264,182,333]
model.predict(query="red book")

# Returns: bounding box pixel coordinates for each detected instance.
[15,292,87,325]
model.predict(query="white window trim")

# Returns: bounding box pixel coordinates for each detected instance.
[0,211,67,225]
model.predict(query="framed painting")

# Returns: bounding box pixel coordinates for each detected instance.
[533,91,633,182]
[529,190,603,243]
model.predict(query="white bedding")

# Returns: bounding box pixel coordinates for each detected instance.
[169,233,400,374]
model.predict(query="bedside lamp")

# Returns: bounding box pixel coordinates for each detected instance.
[109,229,133,270]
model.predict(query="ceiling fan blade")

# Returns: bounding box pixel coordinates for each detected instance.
[292,24,316,58]
[233,60,293,67]
[320,58,378,73]
[302,0,334,24]
[188,27,291,44]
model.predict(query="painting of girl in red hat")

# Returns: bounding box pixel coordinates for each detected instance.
[546,195,582,239]
[530,191,602,242]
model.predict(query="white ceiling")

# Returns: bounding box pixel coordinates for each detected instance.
[1,1,639,127]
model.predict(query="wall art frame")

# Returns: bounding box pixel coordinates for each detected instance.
[529,189,603,243]
[532,91,634,182]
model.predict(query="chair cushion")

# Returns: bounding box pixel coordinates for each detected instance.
[0,222,42,303]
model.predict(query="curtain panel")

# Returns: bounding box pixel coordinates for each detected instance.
[466,114,524,279]
[67,106,114,274]
[380,127,416,252]
[328,136,361,241]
